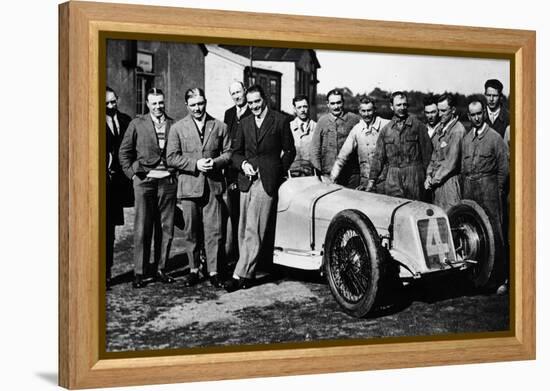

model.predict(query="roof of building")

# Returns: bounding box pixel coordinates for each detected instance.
[219,45,321,69]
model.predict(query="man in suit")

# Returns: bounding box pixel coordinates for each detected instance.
[222,81,252,267]
[119,88,177,289]
[167,88,232,288]
[225,84,296,292]
[484,78,509,138]
[106,86,133,289]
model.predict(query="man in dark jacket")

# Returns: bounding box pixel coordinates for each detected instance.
[225,85,296,292]
[119,88,177,289]
[106,86,133,289]
[367,91,432,200]
[222,81,252,266]
[484,78,509,138]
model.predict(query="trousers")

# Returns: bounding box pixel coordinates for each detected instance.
[132,175,177,275]
[233,179,275,279]
[178,182,223,273]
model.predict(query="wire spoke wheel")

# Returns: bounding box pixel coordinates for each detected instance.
[329,228,370,302]
[324,210,382,317]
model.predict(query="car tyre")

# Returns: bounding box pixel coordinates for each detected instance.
[447,200,496,289]
[324,209,383,318]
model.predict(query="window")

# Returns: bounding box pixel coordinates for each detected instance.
[136,74,153,115]
[269,78,280,110]
[244,67,281,111]
[296,68,310,96]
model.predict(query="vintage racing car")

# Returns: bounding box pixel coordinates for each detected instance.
[273,174,496,318]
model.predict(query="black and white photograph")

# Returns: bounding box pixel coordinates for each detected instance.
[104,38,511,353]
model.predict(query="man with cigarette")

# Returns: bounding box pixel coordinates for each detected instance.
[225,85,295,292]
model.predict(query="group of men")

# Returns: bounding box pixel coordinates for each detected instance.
[106,77,509,294]
[108,82,295,292]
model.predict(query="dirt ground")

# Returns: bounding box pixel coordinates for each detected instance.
[106,208,509,353]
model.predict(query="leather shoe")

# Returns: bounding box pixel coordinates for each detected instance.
[224,277,253,292]
[208,274,223,288]
[496,280,509,295]
[182,272,200,287]
[156,270,175,284]
[132,274,146,289]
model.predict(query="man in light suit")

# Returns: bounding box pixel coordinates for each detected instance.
[225,84,296,292]
[119,88,177,289]
[167,88,232,288]
[106,86,133,289]
[222,81,252,267]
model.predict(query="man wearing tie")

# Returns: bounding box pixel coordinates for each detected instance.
[119,88,177,289]
[167,88,232,288]
[225,85,296,292]
[289,94,316,176]
[462,98,509,293]
[223,81,252,266]
[106,87,133,289]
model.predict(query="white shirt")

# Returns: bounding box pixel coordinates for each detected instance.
[192,115,206,133]
[255,106,268,128]
[236,104,248,119]
[106,113,120,136]
[487,106,501,124]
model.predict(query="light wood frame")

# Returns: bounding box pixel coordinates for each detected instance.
[59,1,536,389]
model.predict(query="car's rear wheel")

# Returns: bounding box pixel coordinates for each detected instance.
[447,200,495,288]
[324,210,382,317]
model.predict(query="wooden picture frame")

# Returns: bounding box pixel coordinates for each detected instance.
[58,1,536,389]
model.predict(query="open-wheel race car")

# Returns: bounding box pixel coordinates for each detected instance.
[272,172,496,318]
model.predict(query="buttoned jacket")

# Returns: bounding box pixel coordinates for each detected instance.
[231,109,296,197]
[426,116,466,186]
[331,116,390,181]
[310,111,360,175]
[461,124,508,192]
[166,113,231,198]
[119,114,174,179]
[369,115,432,180]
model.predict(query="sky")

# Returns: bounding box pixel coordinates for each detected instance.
[316,49,510,97]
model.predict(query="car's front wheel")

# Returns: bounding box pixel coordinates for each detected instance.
[324,209,382,317]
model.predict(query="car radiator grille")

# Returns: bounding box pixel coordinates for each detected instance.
[417,218,456,270]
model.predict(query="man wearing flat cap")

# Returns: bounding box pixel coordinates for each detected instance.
[484,78,509,138]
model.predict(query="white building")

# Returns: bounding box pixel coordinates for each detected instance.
[205,44,320,120]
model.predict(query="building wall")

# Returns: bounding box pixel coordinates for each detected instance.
[106,40,135,117]
[296,51,319,120]
[106,40,205,121]
[205,53,246,120]
[254,61,296,116]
